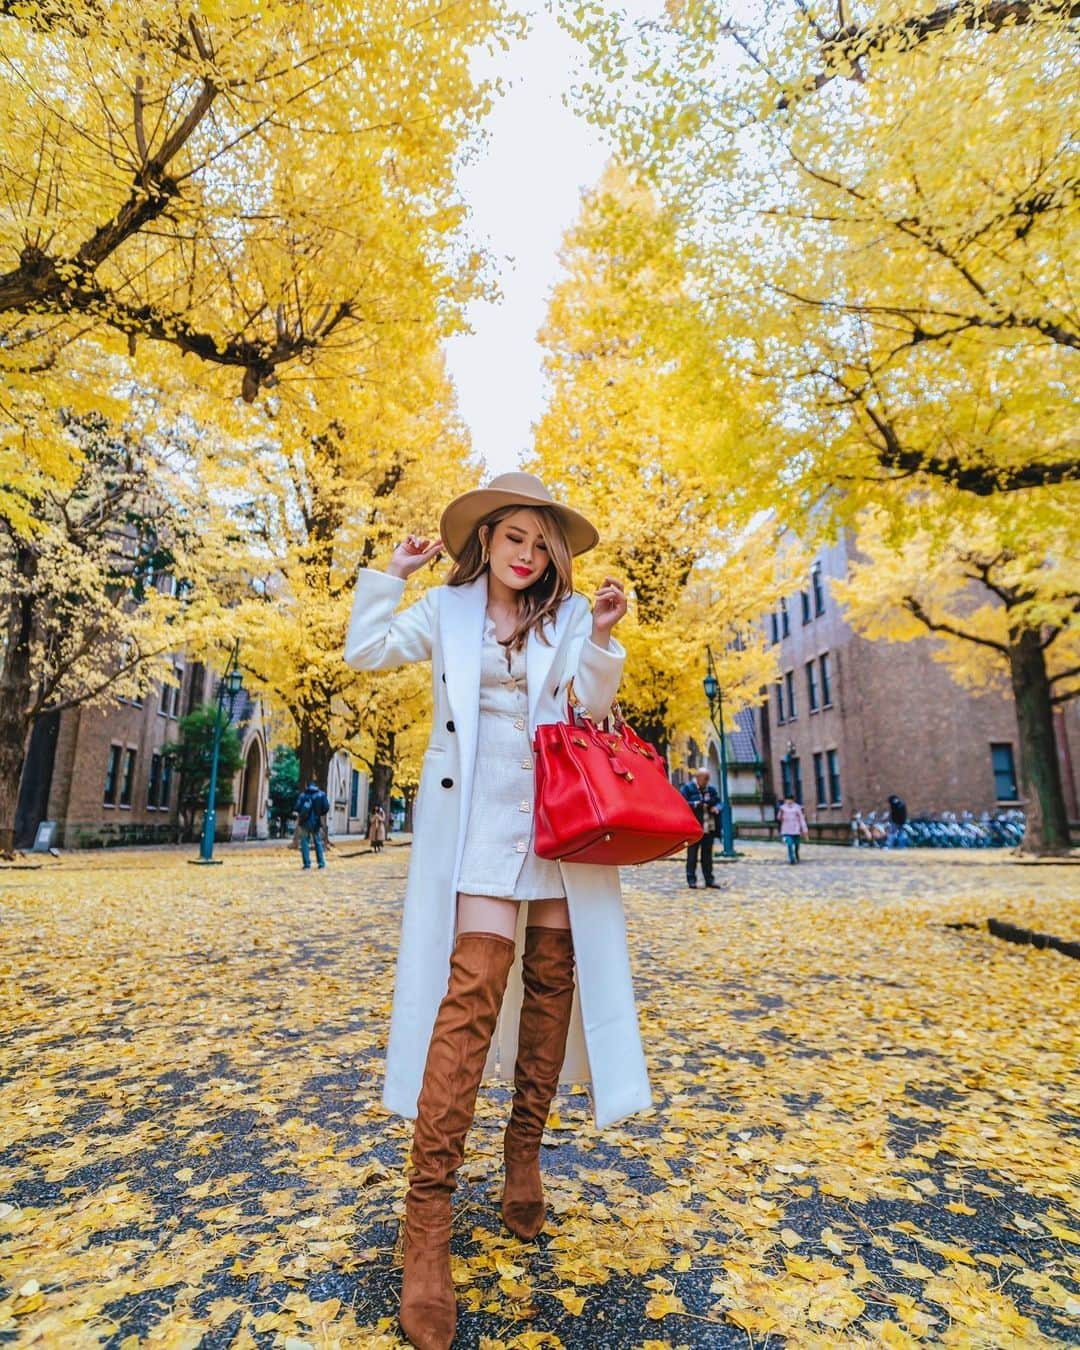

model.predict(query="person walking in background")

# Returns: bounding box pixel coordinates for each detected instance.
[681,768,721,888]
[886,794,908,848]
[368,803,387,854]
[777,794,809,864]
[294,779,330,869]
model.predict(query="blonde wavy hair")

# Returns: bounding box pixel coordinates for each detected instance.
[446,504,573,650]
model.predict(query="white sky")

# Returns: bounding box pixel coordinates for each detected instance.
[444,5,655,475]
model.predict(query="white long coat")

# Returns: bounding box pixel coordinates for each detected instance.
[344,568,653,1129]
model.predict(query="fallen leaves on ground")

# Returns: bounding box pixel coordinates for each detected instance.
[0,844,1077,1346]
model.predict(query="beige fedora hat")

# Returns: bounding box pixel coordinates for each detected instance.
[439,472,599,560]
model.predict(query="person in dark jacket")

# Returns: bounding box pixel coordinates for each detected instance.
[680,768,721,888]
[294,780,331,869]
[886,794,908,848]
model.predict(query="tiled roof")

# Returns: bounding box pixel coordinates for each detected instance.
[727,706,762,765]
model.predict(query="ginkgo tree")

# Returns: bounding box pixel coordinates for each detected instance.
[837,501,1079,853]
[216,352,473,795]
[0,0,519,844]
[0,0,517,405]
[531,168,782,760]
[564,0,1079,850]
[566,0,1077,511]
[0,408,224,855]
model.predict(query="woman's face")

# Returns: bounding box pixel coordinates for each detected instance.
[483,510,550,591]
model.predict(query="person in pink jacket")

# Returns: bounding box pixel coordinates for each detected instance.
[777,795,809,864]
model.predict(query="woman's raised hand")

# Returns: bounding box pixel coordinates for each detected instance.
[591,576,627,645]
[387,535,444,580]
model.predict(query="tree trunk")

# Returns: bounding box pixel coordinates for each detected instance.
[371,728,395,816]
[1008,630,1071,855]
[0,544,38,856]
[298,720,333,792]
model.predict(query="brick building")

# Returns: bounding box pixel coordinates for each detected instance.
[754,534,1080,825]
[15,657,274,849]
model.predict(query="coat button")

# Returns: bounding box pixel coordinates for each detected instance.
[447,720,455,732]
[441,777,453,789]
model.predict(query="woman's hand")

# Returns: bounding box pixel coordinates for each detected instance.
[591,576,627,647]
[387,535,443,580]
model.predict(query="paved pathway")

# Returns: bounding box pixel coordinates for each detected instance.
[1,845,1076,1347]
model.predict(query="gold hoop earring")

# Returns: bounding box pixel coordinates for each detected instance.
[480,541,490,566]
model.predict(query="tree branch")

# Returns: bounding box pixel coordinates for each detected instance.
[8,270,356,400]
[902,596,1010,653]
[776,0,1080,111]
[861,400,1079,493]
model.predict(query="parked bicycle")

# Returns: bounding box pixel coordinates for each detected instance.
[851,808,1024,849]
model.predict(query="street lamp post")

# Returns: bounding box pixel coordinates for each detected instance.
[193,639,243,866]
[703,645,737,859]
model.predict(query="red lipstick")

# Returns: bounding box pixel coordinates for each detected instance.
[511,565,533,578]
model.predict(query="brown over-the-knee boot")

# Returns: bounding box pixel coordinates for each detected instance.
[501,926,575,1240]
[399,930,514,1350]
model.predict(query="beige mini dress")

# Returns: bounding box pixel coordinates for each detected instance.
[456,616,566,900]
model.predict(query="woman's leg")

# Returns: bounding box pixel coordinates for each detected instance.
[400,895,517,1349]
[456,893,519,939]
[502,895,574,1239]
[524,896,570,930]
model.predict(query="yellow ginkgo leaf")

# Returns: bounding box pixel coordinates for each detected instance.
[645,1292,686,1320]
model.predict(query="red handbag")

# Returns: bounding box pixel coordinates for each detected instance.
[533,700,703,865]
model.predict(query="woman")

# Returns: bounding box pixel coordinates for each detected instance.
[777,793,809,864]
[368,804,387,853]
[344,472,651,1350]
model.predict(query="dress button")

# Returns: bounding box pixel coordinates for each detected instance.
[515,840,527,853]
[513,717,525,730]
[440,777,453,789]
[521,757,532,770]
[446,720,455,732]
[518,800,530,813]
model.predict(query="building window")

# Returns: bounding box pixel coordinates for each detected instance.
[775,681,785,724]
[119,748,136,808]
[780,597,790,638]
[820,653,832,706]
[781,754,803,803]
[104,744,122,806]
[160,666,183,718]
[350,768,361,818]
[147,752,162,809]
[812,563,825,616]
[160,759,173,810]
[784,669,797,720]
[770,612,779,645]
[813,752,827,806]
[827,749,842,804]
[801,590,811,625]
[991,743,1018,801]
[806,660,819,712]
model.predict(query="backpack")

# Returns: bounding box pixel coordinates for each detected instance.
[296,789,328,830]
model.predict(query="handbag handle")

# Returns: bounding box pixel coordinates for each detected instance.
[565,677,625,731]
